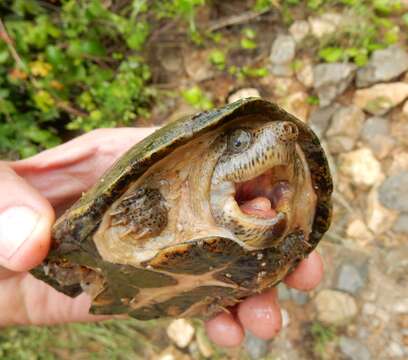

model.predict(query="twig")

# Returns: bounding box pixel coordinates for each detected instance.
[56,101,88,118]
[207,9,270,32]
[0,18,25,69]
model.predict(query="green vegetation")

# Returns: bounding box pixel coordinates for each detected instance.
[310,321,338,359]
[0,319,167,360]
[0,0,206,158]
[182,85,213,110]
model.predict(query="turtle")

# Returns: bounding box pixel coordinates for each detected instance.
[31,98,332,320]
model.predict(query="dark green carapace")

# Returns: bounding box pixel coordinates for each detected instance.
[32,98,332,319]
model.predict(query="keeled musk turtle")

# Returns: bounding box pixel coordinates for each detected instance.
[32,98,332,320]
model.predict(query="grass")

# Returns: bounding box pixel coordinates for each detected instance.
[0,319,169,360]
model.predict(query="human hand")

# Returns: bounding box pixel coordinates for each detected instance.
[0,128,323,347]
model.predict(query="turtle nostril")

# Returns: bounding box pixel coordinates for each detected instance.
[280,121,299,142]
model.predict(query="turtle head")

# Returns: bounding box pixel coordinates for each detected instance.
[210,121,317,249]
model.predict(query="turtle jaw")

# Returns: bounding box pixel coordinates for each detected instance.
[210,162,298,249]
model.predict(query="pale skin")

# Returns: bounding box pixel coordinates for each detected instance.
[0,128,323,347]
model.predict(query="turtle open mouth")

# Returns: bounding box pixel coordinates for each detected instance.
[235,166,294,220]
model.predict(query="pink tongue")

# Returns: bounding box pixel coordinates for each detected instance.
[240,197,277,219]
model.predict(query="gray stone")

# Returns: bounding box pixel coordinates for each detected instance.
[289,20,310,43]
[361,116,389,138]
[393,213,408,233]
[326,105,365,153]
[228,88,260,103]
[313,63,356,106]
[314,289,358,325]
[278,283,309,304]
[360,117,395,158]
[277,283,291,301]
[245,331,269,360]
[339,337,371,360]
[337,263,365,294]
[309,13,342,38]
[357,45,408,88]
[289,288,309,305]
[270,34,296,65]
[379,172,408,211]
[308,103,340,137]
[271,63,293,77]
[353,82,408,115]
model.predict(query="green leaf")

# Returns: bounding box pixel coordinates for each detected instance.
[240,38,257,50]
[209,50,226,70]
[384,26,399,45]
[402,13,408,26]
[0,51,10,64]
[182,86,213,110]
[319,47,344,63]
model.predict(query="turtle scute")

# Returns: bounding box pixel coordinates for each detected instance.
[31,98,332,320]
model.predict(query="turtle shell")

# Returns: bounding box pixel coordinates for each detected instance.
[31,98,332,319]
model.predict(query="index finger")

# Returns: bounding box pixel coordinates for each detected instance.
[10,128,157,207]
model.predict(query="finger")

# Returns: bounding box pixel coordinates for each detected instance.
[284,250,323,291]
[237,288,282,340]
[0,273,111,326]
[205,311,244,347]
[10,128,157,207]
[0,164,54,272]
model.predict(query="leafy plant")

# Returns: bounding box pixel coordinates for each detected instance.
[209,49,226,70]
[310,322,338,358]
[240,27,257,50]
[182,86,213,110]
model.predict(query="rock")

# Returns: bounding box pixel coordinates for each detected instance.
[393,298,408,313]
[379,172,408,211]
[166,319,195,348]
[314,289,358,325]
[403,100,408,116]
[295,59,314,88]
[339,337,371,360]
[387,342,405,358]
[289,288,309,305]
[313,63,356,106]
[158,346,191,360]
[281,308,290,328]
[309,13,342,38]
[289,20,310,43]
[270,34,296,77]
[270,34,296,65]
[356,45,408,88]
[184,49,214,81]
[366,186,398,234]
[337,263,365,294]
[346,219,374,244]
[277,283,309,304]
[387,149,408,176]
[308,103,340,137]
[353,82,408,115]
[280,91,309,121]
[326,105,365,153]
[277,283,291,301]
[245,331,269,360]
[338,148,383,188]
[391,114,408,147]
[360,116,395,159]
[393,213,408,233]
[228,88,260,103]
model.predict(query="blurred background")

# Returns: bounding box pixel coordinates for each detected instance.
[0,0,407,359]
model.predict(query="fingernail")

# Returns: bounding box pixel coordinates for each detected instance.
[0,206,40,259]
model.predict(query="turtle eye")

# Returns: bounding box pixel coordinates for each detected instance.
[228,129,252,153]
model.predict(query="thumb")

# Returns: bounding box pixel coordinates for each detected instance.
[0,163,55,272]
